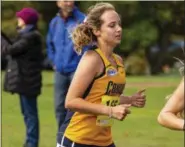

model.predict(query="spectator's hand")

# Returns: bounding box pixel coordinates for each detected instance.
[131,89,146,108]
[111,104,131,121]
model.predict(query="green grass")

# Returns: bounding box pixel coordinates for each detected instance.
[1,71,184,147]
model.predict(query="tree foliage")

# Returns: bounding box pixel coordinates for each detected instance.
[1,1,184,74]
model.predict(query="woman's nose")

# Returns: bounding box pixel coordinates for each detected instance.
[117,25,122,32]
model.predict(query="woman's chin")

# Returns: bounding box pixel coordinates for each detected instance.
[114,40,121,45]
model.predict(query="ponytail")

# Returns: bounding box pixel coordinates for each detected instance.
[72,23,96,55]
[72,2,116,55]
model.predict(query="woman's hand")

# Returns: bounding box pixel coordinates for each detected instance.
[111,104,131,120]
[130,89,146,108]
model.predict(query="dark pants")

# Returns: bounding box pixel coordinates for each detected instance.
[20,95,39,147]
[57,136,116,147]
[54,72,74,132]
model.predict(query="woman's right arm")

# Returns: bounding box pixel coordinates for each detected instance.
[65,50,131,120]
[158,78,184,130]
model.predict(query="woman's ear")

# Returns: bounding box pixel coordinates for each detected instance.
[93,29,101,37]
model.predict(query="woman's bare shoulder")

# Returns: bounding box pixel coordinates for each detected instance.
[82,50,102,64]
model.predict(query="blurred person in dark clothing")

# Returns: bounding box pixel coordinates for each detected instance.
[1,7,43,147]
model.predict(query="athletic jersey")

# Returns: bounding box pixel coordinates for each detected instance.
[64,48,126,146]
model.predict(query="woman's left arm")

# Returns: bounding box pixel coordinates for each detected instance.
[158,78,184,131]
[120,89,146,108]
[115,54,146,108]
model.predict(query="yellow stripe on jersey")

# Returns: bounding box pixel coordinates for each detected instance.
[64,48,126,146]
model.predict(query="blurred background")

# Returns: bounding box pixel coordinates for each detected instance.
[1,1,184,75]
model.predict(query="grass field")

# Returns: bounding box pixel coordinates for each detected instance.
[1,71,184,147]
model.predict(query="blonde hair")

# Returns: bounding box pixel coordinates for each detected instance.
[72,2,115,55]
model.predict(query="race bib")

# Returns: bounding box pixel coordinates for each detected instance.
[96,95,120,127]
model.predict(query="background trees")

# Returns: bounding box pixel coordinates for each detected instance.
[1,1,184,74]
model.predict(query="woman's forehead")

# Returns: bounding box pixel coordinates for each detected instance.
[101,10,120,23]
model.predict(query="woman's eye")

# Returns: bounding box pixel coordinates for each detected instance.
[109,23,115,28]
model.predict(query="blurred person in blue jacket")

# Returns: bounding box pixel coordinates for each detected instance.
[46,0,87,136]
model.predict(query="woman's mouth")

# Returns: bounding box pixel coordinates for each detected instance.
[115,35,122,40]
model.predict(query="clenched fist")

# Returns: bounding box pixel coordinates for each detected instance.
[111,104,131,121]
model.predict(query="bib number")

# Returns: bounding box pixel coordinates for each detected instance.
[96,95,120,127]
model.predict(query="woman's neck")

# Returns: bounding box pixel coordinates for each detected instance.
[98,41,114,59]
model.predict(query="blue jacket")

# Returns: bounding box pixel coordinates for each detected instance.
[46,7,86,74]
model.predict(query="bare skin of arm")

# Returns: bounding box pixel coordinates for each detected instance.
[65,50,131,120]
[120,89,146,108]
[115,54,146,108]
[158,78,184,131]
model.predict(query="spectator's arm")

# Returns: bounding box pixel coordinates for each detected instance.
[1,34,29,56]
[1,31,12,44]
[46,22,55,65]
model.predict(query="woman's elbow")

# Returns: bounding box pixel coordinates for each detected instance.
[65,99,71,109]
[157,112,167,127]
[157,113,163,125]
[65,98,76,110]
[65,96,81,110]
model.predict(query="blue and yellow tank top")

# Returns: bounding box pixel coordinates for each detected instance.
[64,48,126,146]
